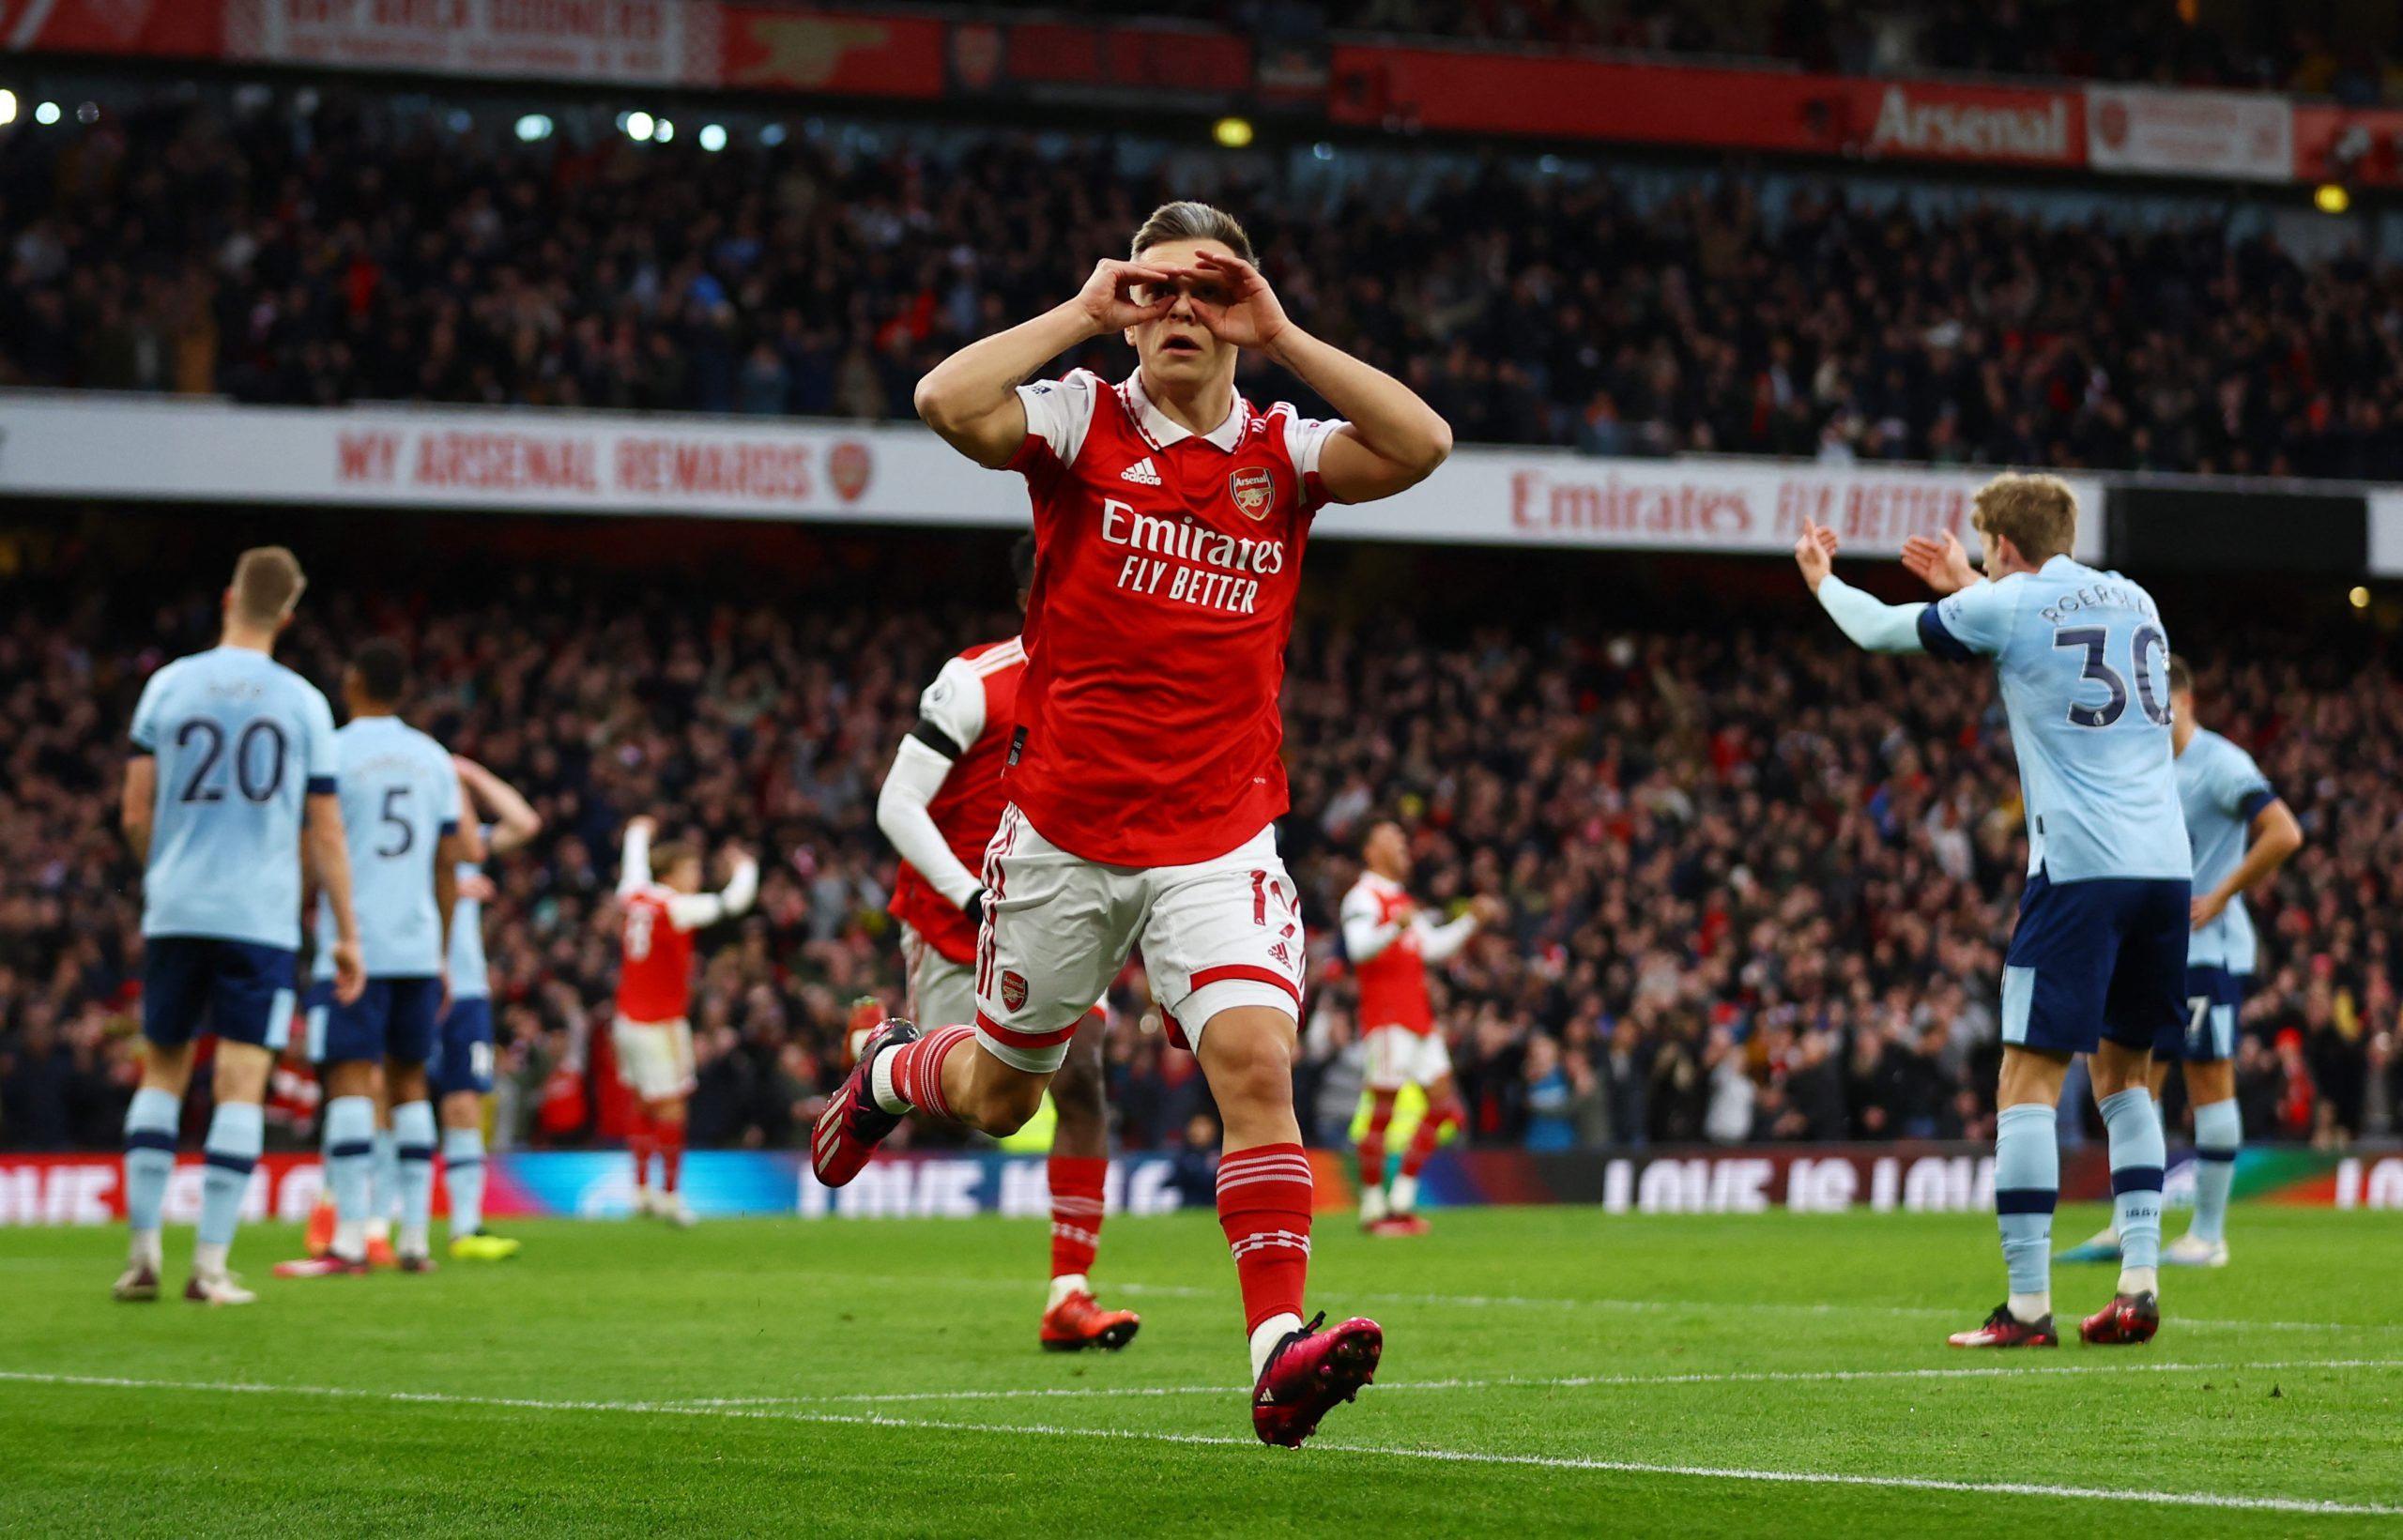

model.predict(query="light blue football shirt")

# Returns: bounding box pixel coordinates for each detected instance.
[2177,727,2276,973]
[130,646,340,950]
[312,716,460,979]
[448,824,495,1000]
[1921,556,2188,883]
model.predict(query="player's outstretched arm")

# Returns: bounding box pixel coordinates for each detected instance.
[1175,250,1451,504]
[2195,799,2304,927]
[1416,906,1483,965]
[877,737,984,911]
[1900,530,1982,596]
[1339,887,1409,964]
[120,755,157,864]
[435,826,468,953]
[665,847,758,932]
[1795,519,1930,655]
[455,755,542,855]
[914,259,1177,468]
[305,793,367,1004]
[618,816,656,897]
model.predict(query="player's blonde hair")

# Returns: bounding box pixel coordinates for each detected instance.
[650,839,696,878]
[1970,474,2078,566]
[1131,201,1256,265]
[230,546,306,626]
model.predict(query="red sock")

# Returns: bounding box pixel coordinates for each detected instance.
[656,1120,684,1195]
[1048,1154,1108,1280]
[629,1117,655,1188]
[1358,1091,1396,1188]
[888,1025,973,1121]
[1216,1143,1313,1334]
[1401,1097,1462,1180]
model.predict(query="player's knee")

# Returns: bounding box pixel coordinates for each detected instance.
[952,1051,1048,1136]
[964,1077,1046,1136]
[2088,1042,2152,1101]
[1202,1018,1296,1112]
[1050,1047,1107,1125]
[324,1060,377,1100]
[2186,1060,2236,1105]
[386,1062,431,1104]
[209,1042,272,1106]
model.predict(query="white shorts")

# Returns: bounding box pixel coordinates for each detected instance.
[900,922,977,1032]
[973,806,1305,1074]
[1363,1024,1453,1091]
[612,1015,696,1103]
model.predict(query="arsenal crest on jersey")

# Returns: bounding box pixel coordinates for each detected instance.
[1001,970,1028,1012]
[1228,465,1277,521]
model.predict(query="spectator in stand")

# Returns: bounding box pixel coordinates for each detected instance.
[0,549,2396,1154]
[935,1,2383,93]
[6,92,2401,482]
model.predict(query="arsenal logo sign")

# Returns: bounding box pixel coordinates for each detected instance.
[1001,970,1028,1012]
[1228,465,1276,521]
[828,440,871,502]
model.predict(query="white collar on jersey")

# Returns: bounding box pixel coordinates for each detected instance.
[1120,371,1247,453]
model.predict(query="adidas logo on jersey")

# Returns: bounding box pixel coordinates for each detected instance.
[1120,457,1162,486]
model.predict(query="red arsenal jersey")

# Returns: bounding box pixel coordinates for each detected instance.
[615,887,696,1025]
[889,636,1024,965]
[1343,871,1434,1034]
[1004,369,1344,866]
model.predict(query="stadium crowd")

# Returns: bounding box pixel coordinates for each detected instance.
[0,559,2395,1155]
[1078,1,2390,99]
[5,96,2402,482]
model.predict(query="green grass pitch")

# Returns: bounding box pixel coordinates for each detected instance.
[3,1205,2398,1536]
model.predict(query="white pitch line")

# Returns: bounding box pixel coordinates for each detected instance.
[827,1272,2391,1334]
[828,1270,2398,1334]
[1098,1279,2392,1334]
[661,1356,2403,1408]
[2,1368,2395,1519]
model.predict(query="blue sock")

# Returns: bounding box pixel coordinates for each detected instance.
[1994,1103,2059,1303]
[2100,1087,2166,1273]
[393,1101,436,1245]
[123,1087,180,1255]
[443,1127,486,1238]
[324,1095,376,1243]
[198,1101,264,1256]
[371,1127,401,1226]
[2190,1098,2241,1246]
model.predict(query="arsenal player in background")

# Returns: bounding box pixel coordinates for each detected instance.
[614,816,757,1227]
[816,200,1453,1447]
[877,535,1138,1354]
[1342,818,1504,1236]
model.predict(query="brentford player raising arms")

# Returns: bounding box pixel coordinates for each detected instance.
[614,817,758,1226]
[876,535,1138,1353]
[817,201,1452,1446]
[1342,819,1503,1236]
[1798,475,2185,1349]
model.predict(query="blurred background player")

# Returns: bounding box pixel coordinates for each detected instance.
[819,200,1451,1446]
[435,756,543,1260]
[1796,475,2186,1349]
[2062,654,2303,1270]
[876,535,1137,1352]
[277,640,467,1278]
[115,547,362,1305]
[615,816,758,1226]
[1341,819,1501,1235]
[301,1076,402,1266]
